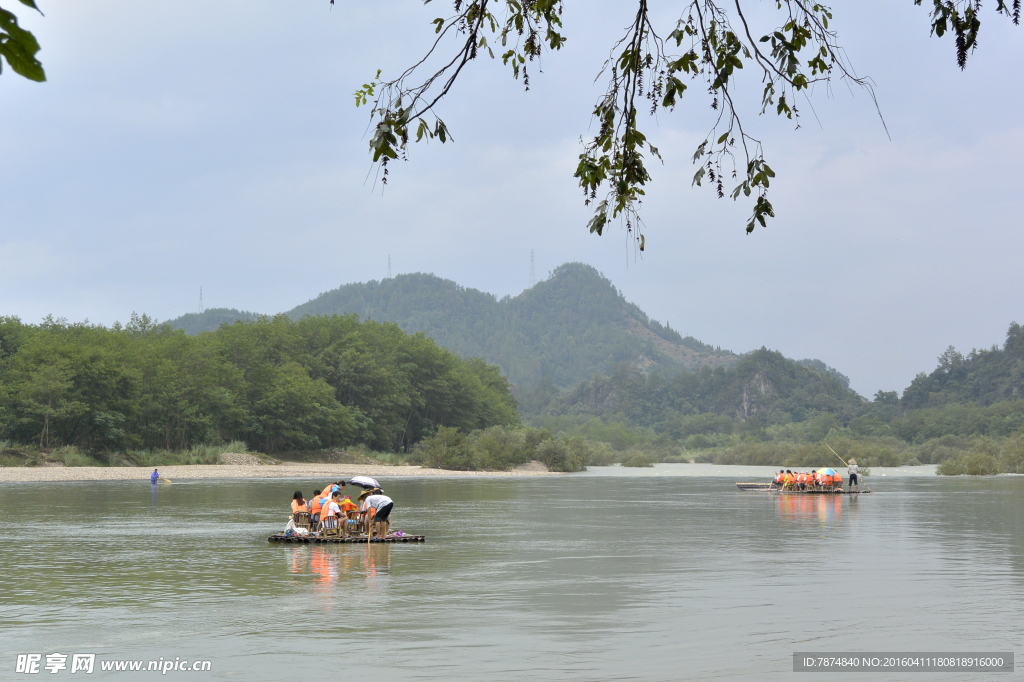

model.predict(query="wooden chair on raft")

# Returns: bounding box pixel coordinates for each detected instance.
[293,512,311,532]
[318,515,341,538]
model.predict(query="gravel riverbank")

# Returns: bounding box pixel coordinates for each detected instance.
[0,462,557,482]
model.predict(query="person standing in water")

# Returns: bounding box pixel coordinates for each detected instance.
[848,459,860,492]
[150,469,159,485]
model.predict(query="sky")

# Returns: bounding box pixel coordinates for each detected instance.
[1,0,1021,398]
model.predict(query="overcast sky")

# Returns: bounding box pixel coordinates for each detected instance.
[1,0,1021,398]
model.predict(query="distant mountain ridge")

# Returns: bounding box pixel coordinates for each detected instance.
[900,322,1024,409]
[167,263,738,389]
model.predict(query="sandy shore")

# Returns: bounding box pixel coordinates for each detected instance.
[0,462,557,483]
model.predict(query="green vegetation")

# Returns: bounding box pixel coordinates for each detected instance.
[358,1,1017,243]
[515,324,1024,474]
[7,267,1022,476]
[413,425,591,473]
[936,436,1024,476]
[169,264,739,390]
[534,351,861,427]
[0,313,517,459]
[0,1,46,83]
[171,308,260,336]
[901,323,1024,409]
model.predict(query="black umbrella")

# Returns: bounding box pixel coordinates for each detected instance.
[347,475,381,490]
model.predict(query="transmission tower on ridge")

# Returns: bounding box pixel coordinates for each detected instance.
[199,286,203,314]
[388,255,392,279]
[529,250,536,288]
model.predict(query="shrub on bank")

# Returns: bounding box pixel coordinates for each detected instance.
[414,425,588,472]
[621,450,655,467]
[935,435,1024,475]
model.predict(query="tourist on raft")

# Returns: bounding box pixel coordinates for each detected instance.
[320,491,344,533]
[291,491,307,515]
[309,489,323,526]
[773,470,786,488]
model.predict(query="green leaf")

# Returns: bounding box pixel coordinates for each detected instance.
[0,6,46,82]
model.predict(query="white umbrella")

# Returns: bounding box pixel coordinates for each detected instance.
[347,475,381,489]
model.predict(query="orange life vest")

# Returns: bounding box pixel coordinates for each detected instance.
[291,500,308,514]
[775,473,785,483]
[310,496,323,515]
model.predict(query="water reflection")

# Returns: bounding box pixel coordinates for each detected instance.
[288,544,392,589]
[775,493,845,525]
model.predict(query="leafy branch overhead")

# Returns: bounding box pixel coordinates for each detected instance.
[351,0,1018,247]
[0,1,45,82]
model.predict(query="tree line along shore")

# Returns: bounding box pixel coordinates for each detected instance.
[1,313,1023,476]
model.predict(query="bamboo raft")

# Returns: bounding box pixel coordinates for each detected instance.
[735,482,871,494]
[269,533,425,544]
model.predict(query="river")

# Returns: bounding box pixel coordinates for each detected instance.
[2,466,1021,680]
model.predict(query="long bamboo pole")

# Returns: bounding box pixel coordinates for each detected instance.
[824,443,848,468]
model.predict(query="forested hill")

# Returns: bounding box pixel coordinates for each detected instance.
[535,348,863,427]
[171,308,260,335]
[900,322,1024,409]
[169,264,738,389]
[0,315,517,455]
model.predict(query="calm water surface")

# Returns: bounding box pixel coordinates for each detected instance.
[2,471,1022,680]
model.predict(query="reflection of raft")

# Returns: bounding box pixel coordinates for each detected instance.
[268,533,425,543]
[735,483,871,494]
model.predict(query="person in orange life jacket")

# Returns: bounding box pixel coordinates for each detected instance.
[773,470,786,488]
[291,491,308,514]
[335,495,359,536]
[320,491,344,533]
[309,489,323,525]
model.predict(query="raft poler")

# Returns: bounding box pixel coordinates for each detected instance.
[150,469,159,485]
[848,459,860,492]
[363,489,394,536]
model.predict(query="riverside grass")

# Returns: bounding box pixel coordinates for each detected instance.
[5,427,1022,476]
[1,441,257,468]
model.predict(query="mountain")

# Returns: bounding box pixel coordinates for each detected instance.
[170,308,260,335]
[540,348,863,428]
[167,263,739,390]
[900,322,1024,409]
